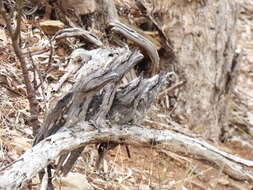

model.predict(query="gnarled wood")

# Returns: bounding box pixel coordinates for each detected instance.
[1,123,253,189]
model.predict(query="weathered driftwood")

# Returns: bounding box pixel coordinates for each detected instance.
[1,123,253,189]
[31,17,162,180]
[36,45,146,138]
[33,45,145,178]
[0,39,168,188]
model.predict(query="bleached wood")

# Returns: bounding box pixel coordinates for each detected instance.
[1,123,253,189]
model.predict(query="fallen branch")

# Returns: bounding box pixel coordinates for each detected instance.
[1,123,253,189]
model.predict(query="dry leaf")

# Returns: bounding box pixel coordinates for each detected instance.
[53,172,94,190]
[39,20,65,35]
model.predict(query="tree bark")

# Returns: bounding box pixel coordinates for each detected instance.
[139,0,238,141]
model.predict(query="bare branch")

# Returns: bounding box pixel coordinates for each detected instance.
[0,0,41,135]
[1,123,253,189]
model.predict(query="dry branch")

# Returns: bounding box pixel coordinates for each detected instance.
[1,123,253,189]
[0,0,41,135]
